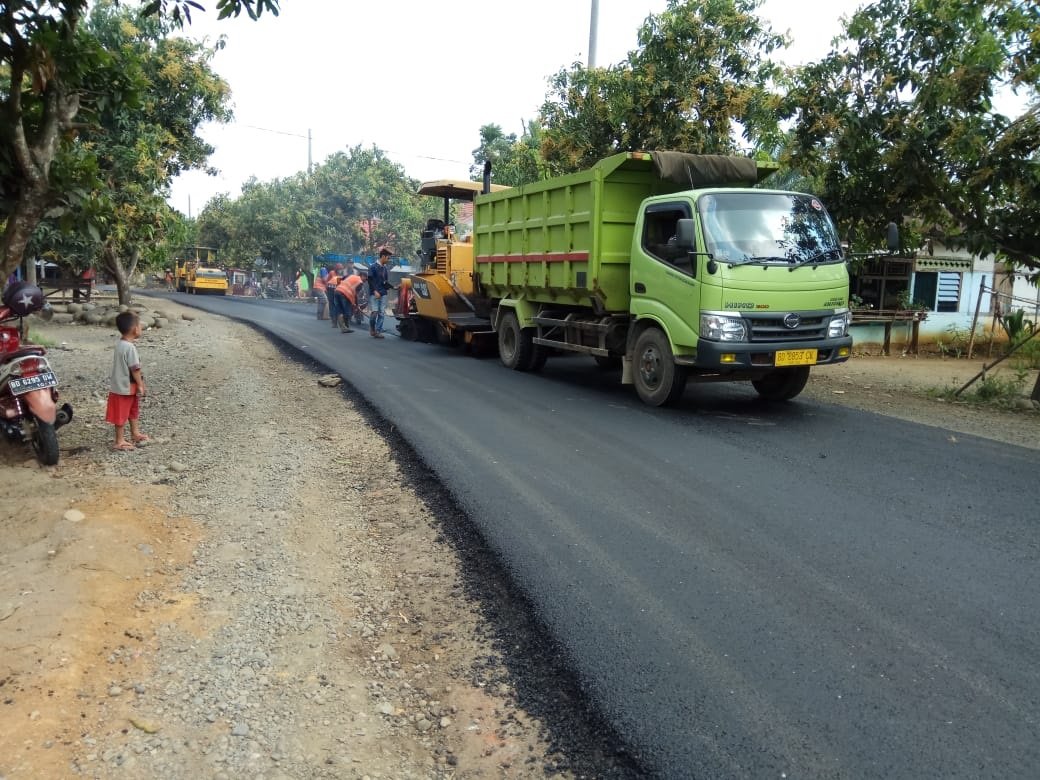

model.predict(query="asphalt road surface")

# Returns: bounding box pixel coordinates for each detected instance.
[165,293,1038,779]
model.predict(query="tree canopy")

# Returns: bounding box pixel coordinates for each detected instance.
[0,0,277,281]
[18,1,232,303]
[783,0,1040,271]
[469,122,547,187]
[196,146,425,277]
[539,0,787,174]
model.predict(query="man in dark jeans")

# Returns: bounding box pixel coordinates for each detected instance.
[367,249,393,338]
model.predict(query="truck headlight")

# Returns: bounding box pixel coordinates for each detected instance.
[700,314,748,342]
[827,309,852,338]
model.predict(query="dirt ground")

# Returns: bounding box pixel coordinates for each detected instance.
[1,295,1036,779]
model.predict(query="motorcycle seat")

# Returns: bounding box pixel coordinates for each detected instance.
[1,346,46,361]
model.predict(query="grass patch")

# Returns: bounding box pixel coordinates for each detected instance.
[26,330,58,348]
[928,370,1033,410]
[1008,338,1040,371]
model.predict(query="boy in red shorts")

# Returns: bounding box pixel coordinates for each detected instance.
[106,311,149,451]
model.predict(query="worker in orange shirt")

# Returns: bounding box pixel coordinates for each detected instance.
[325,264,343,329]
[313,267,329,320]
[333,272,357,333]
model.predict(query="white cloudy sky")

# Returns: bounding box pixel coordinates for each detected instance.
[168,0,870,217]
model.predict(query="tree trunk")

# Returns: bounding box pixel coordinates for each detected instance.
[0,4,82,280]
[1,190,50,282]
[103,244,131,306]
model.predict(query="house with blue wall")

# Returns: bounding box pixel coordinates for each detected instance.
[850,243,1038,352]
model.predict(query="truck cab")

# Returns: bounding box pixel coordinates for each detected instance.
[628,188,852,402]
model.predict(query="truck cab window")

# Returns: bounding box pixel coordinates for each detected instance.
[643,204,694,274]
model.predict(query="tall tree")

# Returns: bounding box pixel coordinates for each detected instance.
[196,146,426,273]
[27,1,232,304]
[469,121,546,187]
[0,0,278,282]
[784,0,1040,272]
[318,146,424,257]
[539,0,787,174]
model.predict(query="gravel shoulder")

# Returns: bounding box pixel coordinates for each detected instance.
[1,294,1036,779]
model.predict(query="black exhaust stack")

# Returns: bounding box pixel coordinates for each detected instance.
[482,161,492,195]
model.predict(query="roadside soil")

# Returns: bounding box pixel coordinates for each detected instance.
[1,294,1036,779]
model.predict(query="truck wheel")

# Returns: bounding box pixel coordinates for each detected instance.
[633,328,686,406]
[752,366,810,401]
[499,310,541,371]
[31,419,60,466]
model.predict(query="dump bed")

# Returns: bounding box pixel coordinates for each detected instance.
[473,151,774,312]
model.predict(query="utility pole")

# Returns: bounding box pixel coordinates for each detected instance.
[307,128,313,174]
[588,0,599,68]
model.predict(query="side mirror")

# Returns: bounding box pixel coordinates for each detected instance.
[676,218,696,249]
[886,222,900,252]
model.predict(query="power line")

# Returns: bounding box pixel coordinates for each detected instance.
[232,123,470,166]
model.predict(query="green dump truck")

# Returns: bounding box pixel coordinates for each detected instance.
[471,150,853,405]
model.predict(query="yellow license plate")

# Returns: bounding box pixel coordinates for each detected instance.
[775,349,818,367]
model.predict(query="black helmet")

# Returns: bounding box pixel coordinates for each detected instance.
[2,282,44,316]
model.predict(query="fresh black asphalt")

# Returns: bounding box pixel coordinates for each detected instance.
[167,293,1038,779]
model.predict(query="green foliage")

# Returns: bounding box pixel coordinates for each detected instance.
[934,325,974,359]
[21,1,232,303]
[895,289,930,312]
[933,371,1031,408]
[25,331,57,348]
[999,308,1035,345]
[469,122,546,187]
[0,0,275,280]
[784,0,1040,271]
[1008,336,1040,370]
[539,0,787,174]
[196,146,425,277]
[142,0,279,25]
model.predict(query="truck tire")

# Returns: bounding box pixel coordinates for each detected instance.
[498,310,545,371]
[633,328,686,406]
[752,366,810,401]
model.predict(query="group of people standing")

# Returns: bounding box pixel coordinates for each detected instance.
[311,248,394,338]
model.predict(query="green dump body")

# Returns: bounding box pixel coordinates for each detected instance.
[473,151,775,312]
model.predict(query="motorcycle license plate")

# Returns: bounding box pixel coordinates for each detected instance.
[775,349,818,367]
[9,371,57,395]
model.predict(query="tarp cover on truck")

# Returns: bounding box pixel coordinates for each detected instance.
[650,151,761,187]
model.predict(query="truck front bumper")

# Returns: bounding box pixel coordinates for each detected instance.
[680,336,853,372]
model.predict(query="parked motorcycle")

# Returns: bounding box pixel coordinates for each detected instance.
[0,282,73,465]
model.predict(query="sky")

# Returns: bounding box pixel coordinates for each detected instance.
[168,0,869,217]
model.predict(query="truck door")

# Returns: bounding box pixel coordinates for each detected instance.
[632,201,701,347]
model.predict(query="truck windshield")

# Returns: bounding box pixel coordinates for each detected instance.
[698,192,842,267]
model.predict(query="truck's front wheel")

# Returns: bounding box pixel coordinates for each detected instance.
[752,366,810,401]
[633,328,686,406]
[498,310,545,371]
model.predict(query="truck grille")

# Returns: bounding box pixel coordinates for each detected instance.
[746,313,828,342]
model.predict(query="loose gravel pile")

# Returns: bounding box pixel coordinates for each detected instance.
[0,294,637,779]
